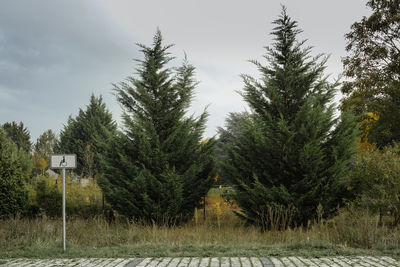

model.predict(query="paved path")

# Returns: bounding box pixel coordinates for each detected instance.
[1,256,399,266]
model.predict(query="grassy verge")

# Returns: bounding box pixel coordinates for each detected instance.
[1,189,399,259]
[0,216,399,259]
[0,242,394,259]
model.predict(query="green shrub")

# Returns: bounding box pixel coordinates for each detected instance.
[0,128,29,219]
[344,143,400,225]
[36,179,62,218]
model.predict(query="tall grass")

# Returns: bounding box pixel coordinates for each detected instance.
[1,187,399,258]
[1,201,399,254]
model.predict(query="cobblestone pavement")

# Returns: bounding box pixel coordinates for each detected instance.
[1,256,399,266]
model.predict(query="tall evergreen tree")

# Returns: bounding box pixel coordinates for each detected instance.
[216,112,252,185]
[55,94,117,177]
[2,121,32,153]
[224,8,359,229]
[98,30,216,225]
[35,129,57,163]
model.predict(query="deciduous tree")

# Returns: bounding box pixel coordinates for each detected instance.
[342,0,400,147]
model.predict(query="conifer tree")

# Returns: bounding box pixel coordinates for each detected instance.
[0,127,29,218]
[98,30,216,225]
[224,8,359,229]
[56,94,117,177]
[2,121,32,153]
[35,129,57,163]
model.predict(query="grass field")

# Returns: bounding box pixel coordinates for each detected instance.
[1,187,399,259]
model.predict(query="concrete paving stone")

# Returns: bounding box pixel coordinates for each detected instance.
[309,258,330,267]
[301,257,321,267]
[114,259,136,267]
[63,259,78,267]
[289,256,307,267]
[381,256,399,265]
[178,258,191,267]
[210,257,219,267]
[10,260,32,267]
[364,256,391,267]
[198,258,210,267]
[43,258,67,266]
[136,258,153,267]
[259,257,274,267]
[108,258,127,267]
[269,258,284,267]
[8,260,30,267]
[339,256,369,267]
[158,258,173,267]
[188,258,200,267]
[250,257,263,267]
[71,258,93,266]
[328,257,352,267]
[318,257,341,267]
[279,257,296,267]
[167,257,182,267]
[336,256,358,266]
[82,258,108,267]
[240,257,251,267]
[2,256,400,267]
[23,259,49,267]
[126,258,145,267]
[148,258,163,267]
[188,257,200,267]
[63,259,82,267]
[358,256,386,267]
[97,258,120,267]
[350,258,372,267]
[221,257,230,267]
[230,257,240,267]
[101,258,120,266]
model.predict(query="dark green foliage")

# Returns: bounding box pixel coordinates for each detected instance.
[0,128,29,219]
[223,8,359,229]
[342,0,400,147]
[2,121,32,153]
[99,30,216,226]
[35,129,57,163]
[55,94,117,177]
[216,112,252,185]
[35,180,62,218]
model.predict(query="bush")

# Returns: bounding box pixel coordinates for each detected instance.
[36,179,62,218]
[344,143,400,225]
[28,175,103,218]
[0,128,30,219]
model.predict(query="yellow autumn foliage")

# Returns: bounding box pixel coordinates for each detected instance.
[359,112,379,149]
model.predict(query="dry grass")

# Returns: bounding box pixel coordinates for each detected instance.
[1,188,400,258]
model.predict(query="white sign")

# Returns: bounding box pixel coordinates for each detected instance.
[50,154,76,169]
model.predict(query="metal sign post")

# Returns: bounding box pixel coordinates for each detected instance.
[50,154,76,252]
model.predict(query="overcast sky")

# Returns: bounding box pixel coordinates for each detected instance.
[0,0,370,142]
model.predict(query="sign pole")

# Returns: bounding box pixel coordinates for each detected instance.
[50,154,76,252]
[62,167,66,252]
